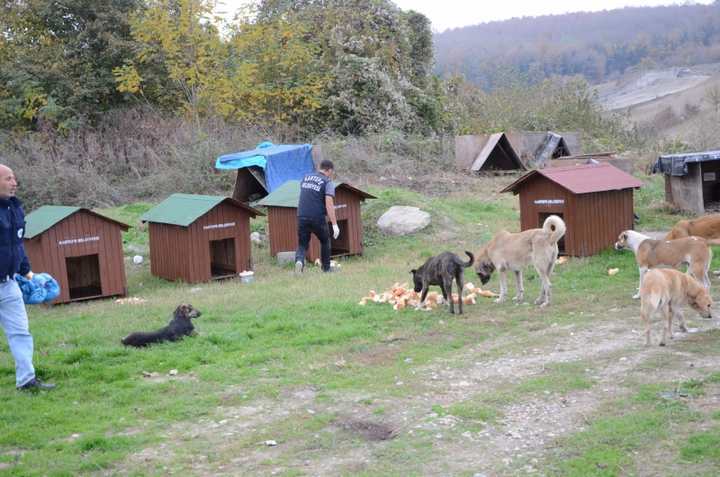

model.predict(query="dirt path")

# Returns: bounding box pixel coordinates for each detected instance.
[110,308,720,476]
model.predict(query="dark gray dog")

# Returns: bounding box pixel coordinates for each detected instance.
[411,251,474,314]
[122,304,201,347]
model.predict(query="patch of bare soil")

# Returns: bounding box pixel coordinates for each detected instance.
[111,308,720,476]
[333,417,398,442]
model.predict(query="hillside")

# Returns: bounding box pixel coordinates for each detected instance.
[434,2,720,90]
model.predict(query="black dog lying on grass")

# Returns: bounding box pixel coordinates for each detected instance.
[411,251,474,314]
[121,304,201,347]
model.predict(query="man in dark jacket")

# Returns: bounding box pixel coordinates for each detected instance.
[295,160,340,273]
[0,164,54,390]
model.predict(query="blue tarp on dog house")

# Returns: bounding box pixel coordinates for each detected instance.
[215,142,315,193]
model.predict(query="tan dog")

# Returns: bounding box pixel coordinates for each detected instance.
[666,214,720,240]
[474,215,566,307]
[639,269,713,346]
[614,230,712,299]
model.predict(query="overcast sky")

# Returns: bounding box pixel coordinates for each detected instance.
[216,0,716,32]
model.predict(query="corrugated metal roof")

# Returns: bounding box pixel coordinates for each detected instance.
[501,163,642,195]
[141,193,262,226]
[470,132,526,171]
[256,181,376,208]
[25,205,130,239]
[653,150,720,176]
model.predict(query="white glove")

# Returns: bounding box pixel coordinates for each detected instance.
[332,224,340,240]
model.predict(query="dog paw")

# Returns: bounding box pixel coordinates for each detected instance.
[659,341,666,347]
[494,297,505,304]
[679,325,688,333]
[632,293,640,300]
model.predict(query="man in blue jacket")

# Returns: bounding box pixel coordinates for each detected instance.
[295,160,340,273]
[0,164,54,391]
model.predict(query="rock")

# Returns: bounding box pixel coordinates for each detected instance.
[377,206,431,236]
[168,369,178,376]
[264,440,277,446]
[132,255,143,265]
[276,251,296,266]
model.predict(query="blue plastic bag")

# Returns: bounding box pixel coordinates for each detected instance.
[15,273,61,305]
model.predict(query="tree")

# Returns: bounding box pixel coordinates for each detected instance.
[0,0,141,129]
[124,0,228,117]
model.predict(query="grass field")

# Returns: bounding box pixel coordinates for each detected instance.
[1,174,719,476]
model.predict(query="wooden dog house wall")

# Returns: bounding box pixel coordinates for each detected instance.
[23,206,130,303]
[257,181,375,263]
[141,194,263,283]
[501,163,642,257]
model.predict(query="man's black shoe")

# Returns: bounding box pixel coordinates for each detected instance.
[17,378,56,391]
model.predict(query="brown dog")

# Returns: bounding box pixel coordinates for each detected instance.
[614,230,712,299]
[639,269,713,346]
[474,215,565,307]
[666,214,720,240]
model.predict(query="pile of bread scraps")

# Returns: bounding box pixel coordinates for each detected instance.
[358,282,498,311]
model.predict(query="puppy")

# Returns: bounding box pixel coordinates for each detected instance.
[122,304,201,347]
[474,215,565,307]
[411,251,474,314]
[666,214,720,240]
[639,269,713,346]
[614,230,712,299]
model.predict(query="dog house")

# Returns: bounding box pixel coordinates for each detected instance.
[653,150,720,214]
[141,194,263,283]
[256,181,376,262]
[215,142,320,203]
[454,132,526,173]
[23,206,130,303]
[501,163,642,257]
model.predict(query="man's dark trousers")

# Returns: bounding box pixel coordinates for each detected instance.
[295,217,331,271]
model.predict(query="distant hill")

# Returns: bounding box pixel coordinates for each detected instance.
[433,2,720,90]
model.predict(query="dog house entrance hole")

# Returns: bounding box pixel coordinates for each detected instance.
[538,212,565,254]
[66,254,102,300]
[329,219,351,256]
[210,238,236,278]
[701,162,720,211]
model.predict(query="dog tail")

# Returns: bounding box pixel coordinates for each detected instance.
[458,251,474,268]
[543,215,566,245]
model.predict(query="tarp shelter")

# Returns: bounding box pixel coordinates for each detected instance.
[141,194,263,283]
[256,180,375,263]
[456,131,580,171]
[653,150,720,214]
[455,133,526,172]
[473,133,526,172]
[507,131,579,168]
[501,163,642,256]
[215,142,316,203]
[23,206,130,303]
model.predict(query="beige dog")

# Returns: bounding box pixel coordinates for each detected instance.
[614,230,713,299]
[474,215,566,307]
[639,269,713,346]
[666,214,720,240]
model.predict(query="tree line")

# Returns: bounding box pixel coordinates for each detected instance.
[434,1,720,90]
[0,0,444,134]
